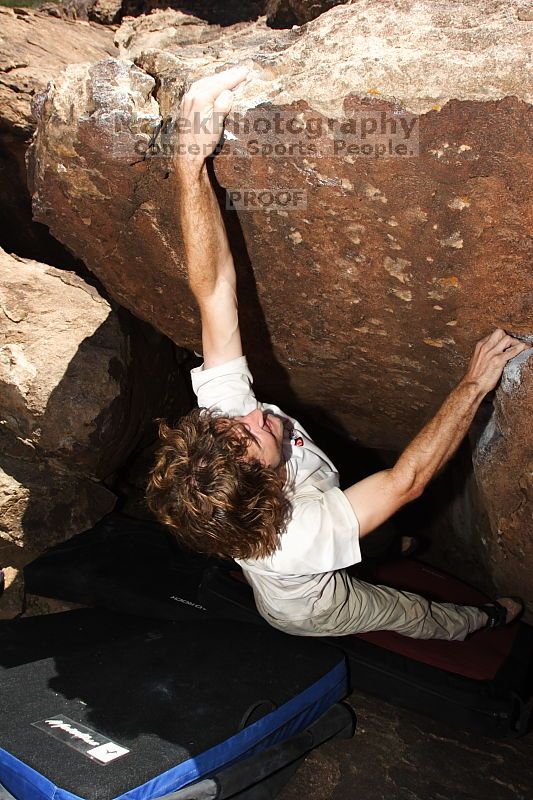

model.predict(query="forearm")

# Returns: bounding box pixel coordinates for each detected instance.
[174,162,235,300]
[342,322,528,535]
[393,379,485,497]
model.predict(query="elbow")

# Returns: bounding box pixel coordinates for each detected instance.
[400,480,424,506]
[390,462,425,504]
[407,480,425,502]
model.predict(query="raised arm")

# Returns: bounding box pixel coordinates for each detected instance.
[345,329,531,537]
[173,67,249,369]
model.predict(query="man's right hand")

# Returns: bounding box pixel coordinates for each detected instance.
[346,328,531,536]
[462,328,531,396]
[175,66,249,171]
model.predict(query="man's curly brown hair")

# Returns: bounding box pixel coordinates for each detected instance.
[145,407,291,560]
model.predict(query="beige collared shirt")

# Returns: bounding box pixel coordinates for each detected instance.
[191,356,361,621]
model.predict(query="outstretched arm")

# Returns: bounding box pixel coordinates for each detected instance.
[345,329,531,537]
[173,67,249,368]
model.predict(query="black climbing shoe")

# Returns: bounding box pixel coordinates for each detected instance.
[480,597,524,629]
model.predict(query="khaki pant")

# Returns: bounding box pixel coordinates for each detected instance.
[257,568,487,641]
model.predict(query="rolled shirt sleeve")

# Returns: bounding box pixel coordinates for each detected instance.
[191,356,259,416]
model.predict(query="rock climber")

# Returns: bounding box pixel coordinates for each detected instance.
[146,67,527,639]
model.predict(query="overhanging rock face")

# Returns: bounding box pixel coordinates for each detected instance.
[28,2,532,604]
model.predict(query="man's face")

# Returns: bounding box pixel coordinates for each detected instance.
[234,408,284,469]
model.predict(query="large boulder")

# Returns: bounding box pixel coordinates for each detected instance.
[0,7,116,263]
[0,6,115,159]
[27,1,532,608]
[29,1,532,445]
[0,247,190,616]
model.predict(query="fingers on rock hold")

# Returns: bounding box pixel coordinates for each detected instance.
[214,89,235,115]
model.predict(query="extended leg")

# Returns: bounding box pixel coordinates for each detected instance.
[258,569,487,640]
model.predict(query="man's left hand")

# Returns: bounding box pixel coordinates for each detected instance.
[175,66,249,169]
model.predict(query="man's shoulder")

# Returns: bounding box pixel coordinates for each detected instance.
[190,354,252,385]
[191,355,258,416]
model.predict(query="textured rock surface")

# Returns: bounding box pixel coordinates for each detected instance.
[0,567,24,621]
[27,1,532,607]
[471,349,533,612]
[40,1,269,26]
[23,594,87,617]
[90,0,123,24]
[0,6,113,150]
[38,1,99,21]
[0,247,189,616]
[0,7,115,262]
[123,1,267,26]
[265,0,350,28]
[114,9,249,60]
[0,455,116,618]
[279,689,533,800]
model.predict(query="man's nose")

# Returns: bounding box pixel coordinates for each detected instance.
[247,408,264,428]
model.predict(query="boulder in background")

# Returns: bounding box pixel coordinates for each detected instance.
[0,247,192,616]
[0,7,115,264]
